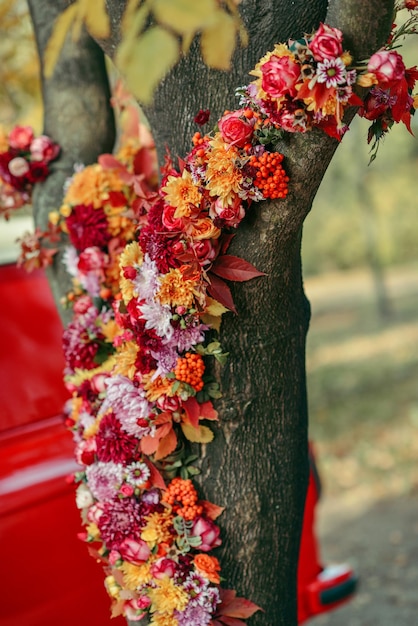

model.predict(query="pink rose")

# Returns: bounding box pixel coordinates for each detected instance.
[8,157,30,178]
[30,134,60,162]
[156,395,181,412]
[77,246,108,274]
[73,294,93,314]
[8,125,34,151]
[124,596,151,621]
[218,109,254,147]
[119,538,151,565]
[119,483,134,498]
[210,196,245,228]
[309,23,343,61]
[261,55,300,99]
[108,549,121,565]
[368,50,406,87]
[150,557,177,579]
[90,373,107,393]
[190,516,222,552]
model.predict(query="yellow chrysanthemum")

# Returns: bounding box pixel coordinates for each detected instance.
[86,522,100,540]
[156,268,199,309]
[162,170,202,218]
[150,613,179,626]
[105,204,136,241]
[64,164,125,208]
[113,341,139,379]
[142,373,174,402]
[65,357,116,388]
[149,577,188,615]
[119,241,143,304]
[141,510,174,549]
[120,562,152,590]
[100,319,122,343]
[205,134,243,207]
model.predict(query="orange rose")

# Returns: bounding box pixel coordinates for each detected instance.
[193,554,221,584]
[187,217,221,241]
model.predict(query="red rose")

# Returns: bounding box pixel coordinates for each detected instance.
[368,50,406,87]
[261,55,300,99]
[210,196,245,228]
[309,23,343,61]
[218,109,254,147]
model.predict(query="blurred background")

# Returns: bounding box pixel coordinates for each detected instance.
[1,1,417,623]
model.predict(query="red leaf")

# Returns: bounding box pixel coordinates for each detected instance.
[218,590,262,619]
[183,397,200,429]
[201,500,225,520]
[140,435,159,456]
[98,153,121,170]
[211,255,265,283]
[144,459,166,490]
[220,233,235,255]
[207,273,237,314]
[155,428,178,460]
[200,400,218,421]
[217,618,247,626]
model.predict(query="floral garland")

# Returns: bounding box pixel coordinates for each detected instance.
[2,5,417,625]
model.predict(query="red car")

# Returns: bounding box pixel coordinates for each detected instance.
[0,252,356,625]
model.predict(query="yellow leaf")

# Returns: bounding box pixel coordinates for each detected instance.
[115,26,179,104]
[118,4,150,67]
[44,4,78,79]
[0,0,15,22]
[181,422,214,444]
[201,9,236,70]
[152,0,217,35]
[121,0,149,37]
[205,296,229,317]
[84,0,110,39]
[201,312,222,333]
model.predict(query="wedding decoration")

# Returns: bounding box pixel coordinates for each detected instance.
[5,4,417,624]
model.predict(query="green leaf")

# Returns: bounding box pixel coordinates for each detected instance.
[152,0,217,35]
[115,26,179,104]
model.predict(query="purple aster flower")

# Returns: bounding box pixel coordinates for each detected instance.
[176,604,213,626]
[316,57,346,88]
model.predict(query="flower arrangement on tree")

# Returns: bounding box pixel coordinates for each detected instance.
[0,124,60,218]
[2,4,417,624]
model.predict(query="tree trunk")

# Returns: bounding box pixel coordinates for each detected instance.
[28,1,394,624]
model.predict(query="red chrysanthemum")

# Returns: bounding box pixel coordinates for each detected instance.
[96,412,140,463]
[66,203,111,251]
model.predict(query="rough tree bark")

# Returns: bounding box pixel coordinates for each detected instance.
[28,1,394,624]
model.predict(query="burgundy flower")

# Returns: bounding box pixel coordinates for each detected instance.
[194,109,210,125]
[66,204,111,251]
[139,226,181,273]
[96,412,140,464]
[97,497,144,550]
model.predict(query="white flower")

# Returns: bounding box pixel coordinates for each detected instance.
[75,483,94,509]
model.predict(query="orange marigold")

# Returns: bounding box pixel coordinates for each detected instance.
[206,133,243,207]
[156,268,200,309]
[162,170,202,218]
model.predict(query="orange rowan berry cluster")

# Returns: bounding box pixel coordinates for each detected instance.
[174,352,205,392]
[249,151,289,199]
[192,132,210,147]
[162,477,203,520]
